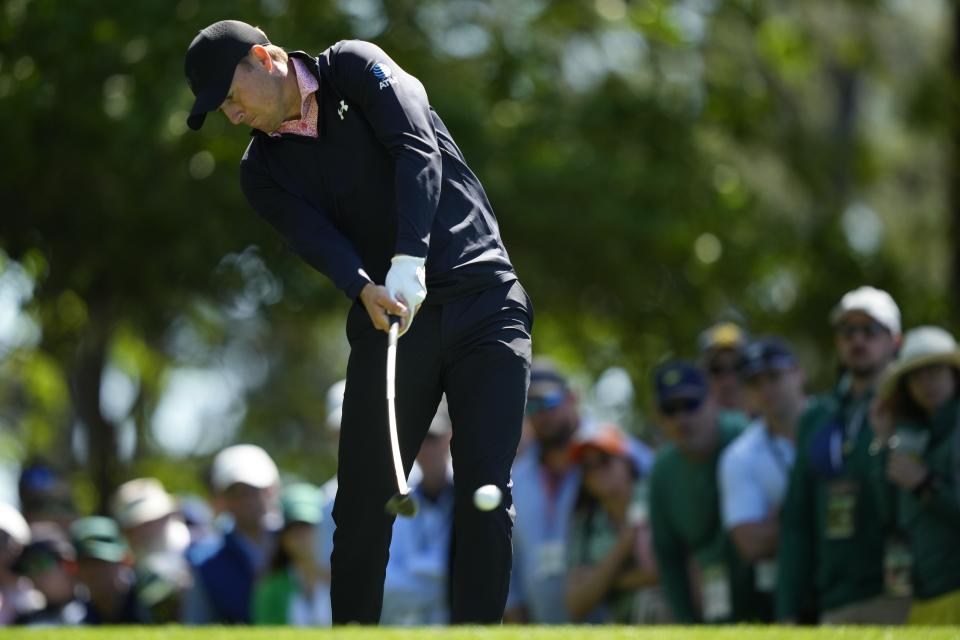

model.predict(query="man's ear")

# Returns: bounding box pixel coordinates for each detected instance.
[250,44,273,71]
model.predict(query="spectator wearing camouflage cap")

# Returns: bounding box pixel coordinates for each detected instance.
[648,361,765,623]
[777,286,908,624]
[699,322,750,414]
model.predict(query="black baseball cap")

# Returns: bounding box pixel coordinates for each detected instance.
[740,336,798,379]
[184,20,270,131]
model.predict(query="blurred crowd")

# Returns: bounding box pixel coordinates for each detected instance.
[1,285,958,627]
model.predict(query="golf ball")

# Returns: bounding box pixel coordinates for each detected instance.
[473,484,502,511]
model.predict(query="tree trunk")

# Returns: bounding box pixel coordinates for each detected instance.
[70,312,118,516]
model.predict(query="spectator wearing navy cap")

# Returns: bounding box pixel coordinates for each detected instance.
[648,361,765,623]
[718,338,806,608]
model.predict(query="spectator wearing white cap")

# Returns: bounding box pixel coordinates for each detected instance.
[870,326,960,625]
[777,286,908,624]
[183,444,280,624]
[0,503,39,625]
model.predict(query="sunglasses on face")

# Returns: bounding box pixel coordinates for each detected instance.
[660,397,703,417]
[526,390,565,416]
[836,321,886,340]
[580,452,614,473]
[707,362,740,376]
[18,552,58,576]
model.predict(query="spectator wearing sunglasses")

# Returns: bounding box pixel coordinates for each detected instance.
[699,322,750,414]
[648,361,763,623]
[505,359,583,623]
[718,338,807,613]
[565,424,669,624]
[777,286,908,625]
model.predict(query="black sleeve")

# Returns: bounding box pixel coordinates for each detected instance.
[330,40,442,260]
[240,146,372,300]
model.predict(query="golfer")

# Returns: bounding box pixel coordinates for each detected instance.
[183,20,533,624]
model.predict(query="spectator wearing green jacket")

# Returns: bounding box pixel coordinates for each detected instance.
[253,484,328,626]
[776,286,909,624]
[648,361,764,623]
[871,326,960,625]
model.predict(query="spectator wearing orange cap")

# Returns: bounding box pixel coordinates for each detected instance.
[870,326,960,624]
[564,424,668,624]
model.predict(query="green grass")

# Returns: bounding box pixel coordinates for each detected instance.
[3,627,958,640]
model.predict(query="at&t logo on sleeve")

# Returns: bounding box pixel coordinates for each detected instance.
[372,62,399,90]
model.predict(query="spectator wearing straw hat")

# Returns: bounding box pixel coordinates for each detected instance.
[112,478,190,562]
[254,483,329,626]
[777,286,908,625]
[870,326,960,624]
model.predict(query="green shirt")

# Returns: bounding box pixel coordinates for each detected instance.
[566,480,649,623]
[886,398,960,600]
[776,383,887,619]
[253,568,296,625]
[650,411,765,623]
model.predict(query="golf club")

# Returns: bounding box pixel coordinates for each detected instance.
[384,315,418,518]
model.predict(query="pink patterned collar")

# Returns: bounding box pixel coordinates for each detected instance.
[270,57,319,138]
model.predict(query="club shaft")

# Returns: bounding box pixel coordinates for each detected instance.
[386,322,408,494]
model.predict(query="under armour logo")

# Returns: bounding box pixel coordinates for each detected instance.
[338,100,349,120]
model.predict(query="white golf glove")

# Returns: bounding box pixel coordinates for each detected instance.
[385,254,426,336]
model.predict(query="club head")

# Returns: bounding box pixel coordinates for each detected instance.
[385,492,418,518]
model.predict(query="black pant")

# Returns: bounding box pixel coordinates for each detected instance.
[330,280,533,624]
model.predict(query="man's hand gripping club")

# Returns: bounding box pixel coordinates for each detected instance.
[359,255,426,336]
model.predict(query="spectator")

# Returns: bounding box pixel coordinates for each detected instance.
[381,400,455,625]
[112,477,190,561]
[13,522,85,626]
[565,424,668,624]
[718,337,806,607]
[70,516,149,624]
[505,360,583,623]
[17,461,76,529]
[0,503,39,625]
[183,444,280,624]
[254,483,328,626]
[648,361,764,623]
[699,322,750,414]
[136,551,193,624]
[312,378,346,626]
[871,326,960,624]
[777,286,909,624]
